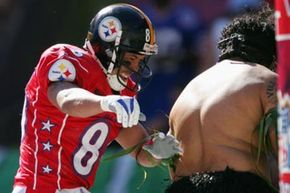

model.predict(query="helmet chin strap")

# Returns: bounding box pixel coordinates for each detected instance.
[85,32,130,92]
[107,31,122,74]
[106,31,127,91]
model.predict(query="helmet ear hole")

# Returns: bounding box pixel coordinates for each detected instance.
[104,48,113,58]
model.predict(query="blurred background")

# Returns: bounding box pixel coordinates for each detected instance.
[0,0,273,192]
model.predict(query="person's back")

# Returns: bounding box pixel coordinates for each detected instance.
[166,3,278,193]
[169,59,277,179]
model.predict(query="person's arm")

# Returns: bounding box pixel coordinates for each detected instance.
[116,123,183,167]
[47,81,141,128]
[262,74,278,115]
[262,74,278,153]
[261,73,279,186]
[47,81,104,117]
[115,124,160,167]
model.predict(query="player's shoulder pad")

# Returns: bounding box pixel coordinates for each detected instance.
[48,58,76,82]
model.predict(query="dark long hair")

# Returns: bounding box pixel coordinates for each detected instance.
[218,2,276,71]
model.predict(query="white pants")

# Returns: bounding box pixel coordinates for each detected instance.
[12,185,91,193]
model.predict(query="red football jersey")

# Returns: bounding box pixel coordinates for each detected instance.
[14,44,136,192]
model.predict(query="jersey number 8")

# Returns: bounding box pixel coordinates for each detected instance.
[73,121,109,176]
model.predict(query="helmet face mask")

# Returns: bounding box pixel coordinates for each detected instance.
[115,51,152,92]
[85,3,158,92]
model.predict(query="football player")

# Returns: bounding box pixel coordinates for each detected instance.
[12,4,182,193]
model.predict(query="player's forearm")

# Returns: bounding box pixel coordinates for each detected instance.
[134,149,161,167]
[116,124,161,167]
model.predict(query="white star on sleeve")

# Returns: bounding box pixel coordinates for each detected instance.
[41,120,55,132]
[42,141,53,151]
[42,165,52,174]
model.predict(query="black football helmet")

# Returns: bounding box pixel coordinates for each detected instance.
[84,3,158,92]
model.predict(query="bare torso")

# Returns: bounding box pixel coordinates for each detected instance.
[169,60,277,182]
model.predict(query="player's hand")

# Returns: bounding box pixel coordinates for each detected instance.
[100,95,140,128]
[142,132,183,160]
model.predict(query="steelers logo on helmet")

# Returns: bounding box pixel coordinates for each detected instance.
[98,16,122,42]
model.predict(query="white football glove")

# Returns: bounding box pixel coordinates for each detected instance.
[143,132,183,160]
[100,95,140,128]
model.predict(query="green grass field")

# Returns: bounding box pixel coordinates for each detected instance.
[0,148,170,193]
